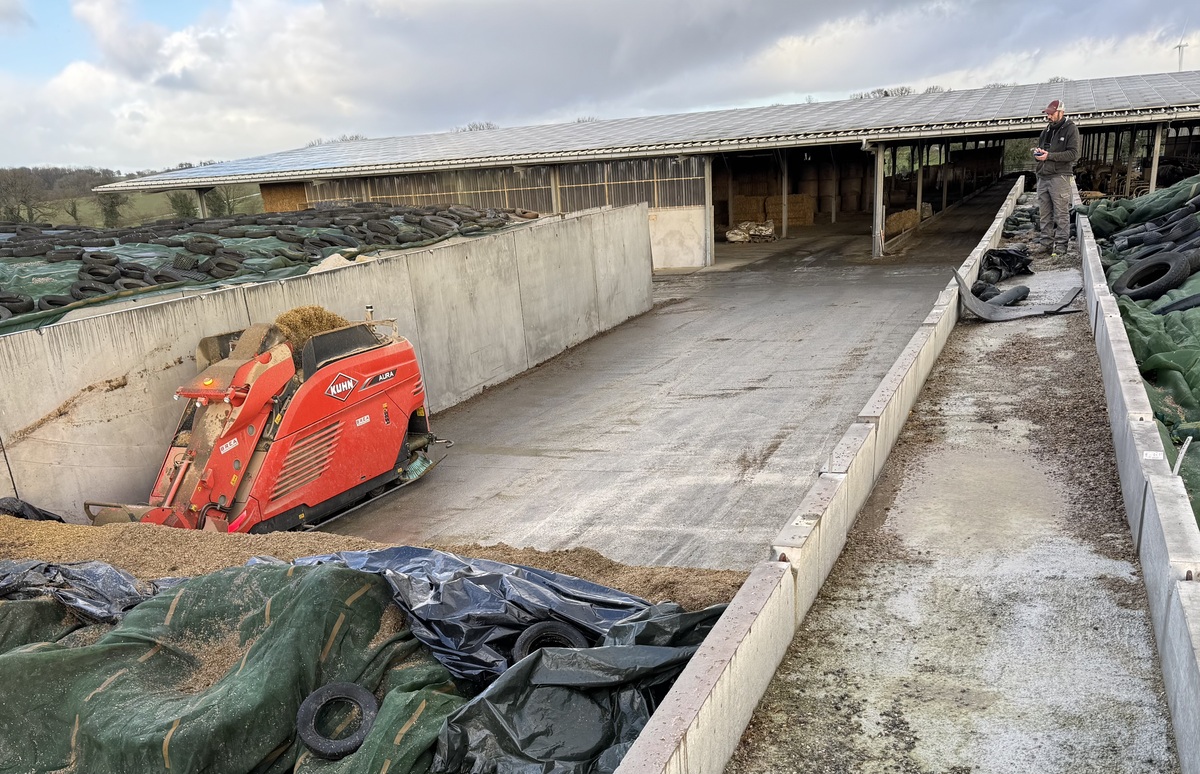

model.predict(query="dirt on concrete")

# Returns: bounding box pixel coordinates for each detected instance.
[0,517,743,612]
[727,258,1178,773]
[7,374,129,447]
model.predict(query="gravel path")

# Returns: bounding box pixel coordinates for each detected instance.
[727,259,1178,772]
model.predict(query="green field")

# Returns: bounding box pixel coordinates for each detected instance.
[43,186,263,229]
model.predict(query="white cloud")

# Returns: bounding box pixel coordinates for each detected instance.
[0,0,31,31]
[0,0,1194,170]
[71,0,170,78]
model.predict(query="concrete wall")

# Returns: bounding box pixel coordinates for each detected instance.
[1078,203,1200,774]
[648,206,708,269]
[0,205,653,521]
[616,177,1027,774]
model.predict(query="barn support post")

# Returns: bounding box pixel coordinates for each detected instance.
[781,154,789,239]
[550,166,562,214]
[942,143,950,213]
[915,142,924,227]
[704,155,715,267]
[1149,124,1164,193]
[195,187,213,218]
[871,141,886,257]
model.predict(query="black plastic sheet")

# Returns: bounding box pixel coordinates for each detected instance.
[981,246,1034,283]
[284,547,653,687]
[0,497,65,522]
[0,559,157,623]
[433,602,725,774]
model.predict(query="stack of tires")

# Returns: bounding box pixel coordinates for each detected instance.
[0,201,536,325]
[1105,193,1200,307]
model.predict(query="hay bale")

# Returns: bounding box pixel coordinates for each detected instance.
[274,306,351,356]
[885,208,920,237]
[733,195,766,222]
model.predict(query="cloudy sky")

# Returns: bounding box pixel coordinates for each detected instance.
[0,0,1194,172]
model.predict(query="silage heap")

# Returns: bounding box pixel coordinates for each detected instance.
[0,546,723,773]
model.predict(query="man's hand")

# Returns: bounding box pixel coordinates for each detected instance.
[1033,148,1049,161]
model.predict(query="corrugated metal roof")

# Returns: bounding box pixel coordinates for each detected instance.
[100,70,1200,192]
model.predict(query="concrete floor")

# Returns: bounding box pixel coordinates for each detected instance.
[727,265,1177,772]
[327,188,1010,570]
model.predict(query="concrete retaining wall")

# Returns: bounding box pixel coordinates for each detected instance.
[648,207,708,269]
[1078,206,1200,774]
[0,205,653,520]
[616,177,1028,773]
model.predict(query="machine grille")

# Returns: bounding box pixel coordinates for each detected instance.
[270,421,342,501]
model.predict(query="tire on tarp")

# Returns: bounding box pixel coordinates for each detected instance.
[69,281,114,300]
[512,620,590,662]
[0,292,35,314]
[296,682,379,760]
[36,295,74,311]
[115,277,150,291]
[79,264,121,284]
[1112,252,1192,301]
[12,242,51,258]
[146,268,187,285]
[82,251,120,266]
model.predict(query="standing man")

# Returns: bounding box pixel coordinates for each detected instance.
[1033,99,1081,256]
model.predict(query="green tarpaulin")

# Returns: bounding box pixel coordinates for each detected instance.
[0,562,464,773]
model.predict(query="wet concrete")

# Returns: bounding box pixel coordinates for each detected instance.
[328,189,1011,570]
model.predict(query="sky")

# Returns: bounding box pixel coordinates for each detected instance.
[0,0,1195,173]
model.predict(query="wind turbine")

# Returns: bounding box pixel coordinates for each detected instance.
[1177,21,1190,72]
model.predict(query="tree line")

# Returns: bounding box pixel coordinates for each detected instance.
[0,162,253,228]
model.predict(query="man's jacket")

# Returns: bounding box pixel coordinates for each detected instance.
[1036,118,1080,177]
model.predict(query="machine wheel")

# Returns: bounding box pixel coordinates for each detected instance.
[296,682,378,761]
[512,620,589,662]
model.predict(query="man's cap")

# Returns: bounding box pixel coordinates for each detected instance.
[1042,99,1064,115]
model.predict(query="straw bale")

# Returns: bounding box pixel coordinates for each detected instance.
[885,208,920,236]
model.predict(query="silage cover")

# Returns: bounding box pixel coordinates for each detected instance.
[1090,175,1200,521]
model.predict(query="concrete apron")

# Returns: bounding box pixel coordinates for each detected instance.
[616,179,1028,773]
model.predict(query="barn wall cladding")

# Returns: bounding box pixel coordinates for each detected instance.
[297,157,706,214]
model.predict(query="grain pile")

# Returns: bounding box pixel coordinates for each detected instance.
[0,517,744,611]
[273,306,352,355]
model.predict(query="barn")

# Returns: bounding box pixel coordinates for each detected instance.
[97,70,1200,266]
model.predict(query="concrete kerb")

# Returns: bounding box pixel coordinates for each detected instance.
[1078,206,1200,774]
[1161,582,1200,770]
[616,177,1029,774]
[615,562,796,774]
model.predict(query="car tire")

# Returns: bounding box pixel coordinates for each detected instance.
[0,292,36,314]
[1113,251,1192,301]
[295,682,378,761]
[512,620,589,662]
[37,294,75,311]
[70,280,114,300]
